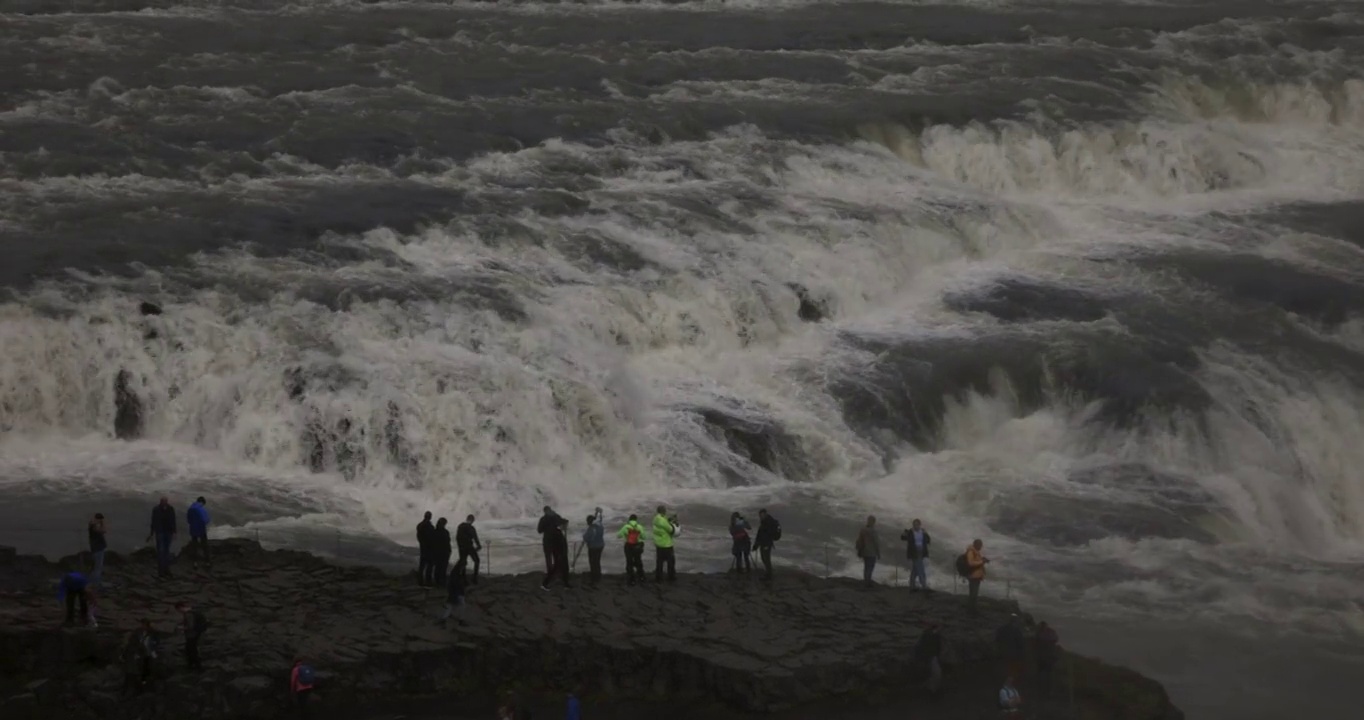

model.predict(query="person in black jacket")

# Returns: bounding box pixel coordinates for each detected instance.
[145,497,177,578]
[900,518,931,591]
[416,512,435,587]
[536,505,560,574]
[914,622,944,700]
[752,509,781,579]
[433,518,453,588]
[174,601,208,671]
[455,515,482,584]
[540,517,572,590]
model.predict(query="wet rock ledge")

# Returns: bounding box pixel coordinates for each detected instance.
[0,540,1183,720]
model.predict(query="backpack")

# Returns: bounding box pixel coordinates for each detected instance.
[296,664,316,687]
[773,523,782,542]
[626,527,641,545]
[955,553,971,578]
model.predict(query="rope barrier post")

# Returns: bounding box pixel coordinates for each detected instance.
[488,540,493,577]
[1069,653,1076,719]
[823,543,829,578]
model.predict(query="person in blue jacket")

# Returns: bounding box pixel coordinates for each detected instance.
[566,690,581,720]
[58,570,92,626]
[186,496,211,569]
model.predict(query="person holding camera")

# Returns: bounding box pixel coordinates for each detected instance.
[652,505,679,582]
[729,512,752,573]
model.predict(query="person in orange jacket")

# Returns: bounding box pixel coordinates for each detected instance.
[966,538,990,612]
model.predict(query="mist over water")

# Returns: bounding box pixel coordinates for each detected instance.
[3,1,1364,718]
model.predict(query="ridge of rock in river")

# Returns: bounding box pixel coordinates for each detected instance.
[0,540,1184,720]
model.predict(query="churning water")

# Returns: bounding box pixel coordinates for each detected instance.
[2,1,1364,717]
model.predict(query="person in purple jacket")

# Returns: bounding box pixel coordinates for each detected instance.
[186,496,211,569]
[57,570,92,626]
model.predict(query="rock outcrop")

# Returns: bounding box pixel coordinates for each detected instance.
[0,539,1183,720]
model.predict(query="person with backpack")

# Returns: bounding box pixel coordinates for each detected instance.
[433,518,453,588]
[290,657,316,718]
[146,496,177,578]
[729,512,752,573]
[416,511,435,587]
[57,570,92,626]
[174,601,209,671]
[753,509,782,579]
[455,514,482,584]
[186,496,211,569]
[900,518,931,591]
[541,517,573,590]
[537,505,562,574]
[958,539,990,612]
[652,505,679,582]
[617,514,648,585]
[581,509,606,585]
[854,515,881,587]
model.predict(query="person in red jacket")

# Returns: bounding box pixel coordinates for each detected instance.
[290,657,316,718]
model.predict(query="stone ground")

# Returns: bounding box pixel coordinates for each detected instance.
[0,540,1182,720]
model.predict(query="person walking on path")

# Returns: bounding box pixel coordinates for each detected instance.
[186,497,212,569]
[455,515,482,584]
[537,505,562,574]
[1035,620,1061,695]
[433,518,453,588]
[541,517,573,590]
[58,570,92,626]
[617,514,647,585]
[900,518,932,591]
[88,513,108,587]
[147,497,177,578]
[581,510,605,585]
[175,601,209,671]
[652,505,679,582]
[753,509,782,579]
[290,656,316,719]
[965,539,990,612]
[416,511,435,587]
[855,515,881,586]
[729,512,752,573]
[914,622,944,701]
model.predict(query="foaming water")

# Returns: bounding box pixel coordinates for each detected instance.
[3,1,1364,718]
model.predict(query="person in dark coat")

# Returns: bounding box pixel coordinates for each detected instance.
[752,509,781,579]
[914,622,944,700]
[536,505,561,574]
[900,518,931,591]
[1035,621,1061,695]
[581,509,605,584]
[455,515,482,584]
[416,511,435,587]
[541,517,572,590]
[433,518,452,588]
[146,497,177,578]
[996,614,1027,680]
[175,601,208,671]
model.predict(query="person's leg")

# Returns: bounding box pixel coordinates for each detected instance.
[911,558,926,589]
[665,547,676,581]
[65,591,76,623]
[655,549,664,582]
[470,549,481,582]
[589,547,602,581]
[201,534,211,566]
[91,549,105,586]
[968,579,981,609]
[928,657,942,696]
[78,591,88,624]
[760,545,773,576]
[155,533,169,575]
[186,636,200,669]
[543,545,554,574]
[863,557,876,584]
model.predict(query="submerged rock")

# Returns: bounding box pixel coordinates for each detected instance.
[0,540,1183,720]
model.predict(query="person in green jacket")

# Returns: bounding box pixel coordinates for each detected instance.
[652,505,679,582]
[617,514,648,586]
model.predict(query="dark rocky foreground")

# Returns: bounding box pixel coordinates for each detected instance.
[0,540,1183,720]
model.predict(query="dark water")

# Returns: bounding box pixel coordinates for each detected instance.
[3,1,1364,718]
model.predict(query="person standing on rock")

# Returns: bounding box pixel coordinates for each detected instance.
[900,518,931,592]
[290,656,316,718]
[433,518,453,588]
[542,516,573,590]
[855,515,881,586]
[582,509,605,585]
[652,505,678,582]
[186,496,211,569]
[174,601,209,671]
[538,505,561,574]
[57,569,92,626]
[753,509,781,579]
[729,512,752,573]
[88,512,108,587]
[914,622,944,701]
[416,511,435,587]
[126,619,160,694]
[999,673,1023,716]
[617,513,648,585]
[1035,620,1060,695]
[965,539,990,612]
[441,559,467,624]
[996,613,1026,681]
[146,496,177,578]
[455,514,482,584]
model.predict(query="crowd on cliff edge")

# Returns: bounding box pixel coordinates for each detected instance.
[56,496,1057,719]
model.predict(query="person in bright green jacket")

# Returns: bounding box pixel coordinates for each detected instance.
[652,505,679,582]
[617,514,648,586]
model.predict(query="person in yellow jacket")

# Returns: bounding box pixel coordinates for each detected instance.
[966,538,990,612]
[617,514,648,586]
[652,505,679,583]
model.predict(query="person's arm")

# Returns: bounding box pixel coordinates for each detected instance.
[474,527,482,550]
